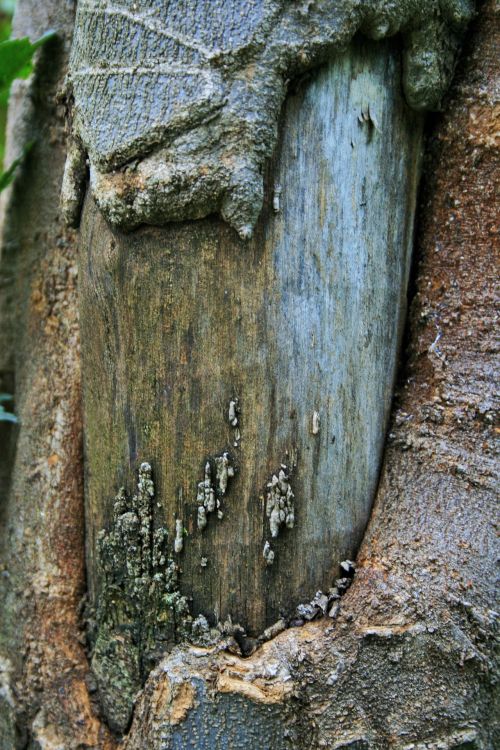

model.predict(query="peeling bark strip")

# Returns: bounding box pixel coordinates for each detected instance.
[63,0,475,237]
[80,36,422,638]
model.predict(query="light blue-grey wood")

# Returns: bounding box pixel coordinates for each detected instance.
[79,38,423,642]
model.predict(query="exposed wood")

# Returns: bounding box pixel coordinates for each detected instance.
[124,5,499,747]
[79,37,423,636]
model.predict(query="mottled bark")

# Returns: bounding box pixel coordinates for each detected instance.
[0,1,112,747]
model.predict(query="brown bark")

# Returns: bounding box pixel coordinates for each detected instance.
[0,2,112,747]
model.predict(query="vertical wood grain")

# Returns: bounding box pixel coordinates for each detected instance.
[79,37,423,634]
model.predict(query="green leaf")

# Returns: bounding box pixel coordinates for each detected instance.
[0,1,16,15]
[0,404,17,423]
[0,140,33,191]
[0,392,13,403]
[0,18,11,46]
[0,31,55,92]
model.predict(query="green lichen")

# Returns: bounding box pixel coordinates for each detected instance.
[91,462,191,734]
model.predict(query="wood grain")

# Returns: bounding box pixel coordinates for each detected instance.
[79,37,423,634]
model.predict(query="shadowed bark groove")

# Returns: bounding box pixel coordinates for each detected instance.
[123,4,499,748]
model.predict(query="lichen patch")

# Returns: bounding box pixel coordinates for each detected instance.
[196,452,235,530]
[266,465,295,539]
[90,462,191,733]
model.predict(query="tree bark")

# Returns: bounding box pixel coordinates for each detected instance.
[0,2,112,747]
[79,35,422,633]
[123,4,499,747]
[0,1,497,748]
[76,35,423,731]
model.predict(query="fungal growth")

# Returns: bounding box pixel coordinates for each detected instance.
[273,184,282,214]
[292,560,356,623]
[215,451,235,494]
[263,464,295,564]
[62,0,475,238]
[90,463,191,733]
[228,398,239,428]
[263,540,275,566]
[196,462,214,530]
[174,518,184,553]
[228,397,241,447]
[196,452,235,530]
[266,465,295,538]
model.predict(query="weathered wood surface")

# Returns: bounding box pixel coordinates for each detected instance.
[124,6,499,746]
[80,37,422,636]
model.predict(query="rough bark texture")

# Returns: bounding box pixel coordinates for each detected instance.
[0,0,496,748]
[0,2,112,747]
[62,0,474,237]
[121,3,499,747]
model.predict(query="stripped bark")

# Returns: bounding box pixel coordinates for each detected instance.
[123,3,499,747]
[0,1,496,748]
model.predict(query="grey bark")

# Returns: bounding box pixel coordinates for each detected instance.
[63,0,473,237]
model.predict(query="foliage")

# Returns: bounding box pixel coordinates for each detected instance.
[0,139,31,190]
[0,1,15,14]
[0,26,54,177]
[0,394,17,423]
[0,31,54,94]
[0,0,14,165]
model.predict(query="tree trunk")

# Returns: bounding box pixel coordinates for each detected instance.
[0,1,497,748]
[0,2,113,747]
[79,35,422,632]
[77,35,422,731]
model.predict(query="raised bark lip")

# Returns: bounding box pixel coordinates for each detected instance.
[62,0,476,237]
